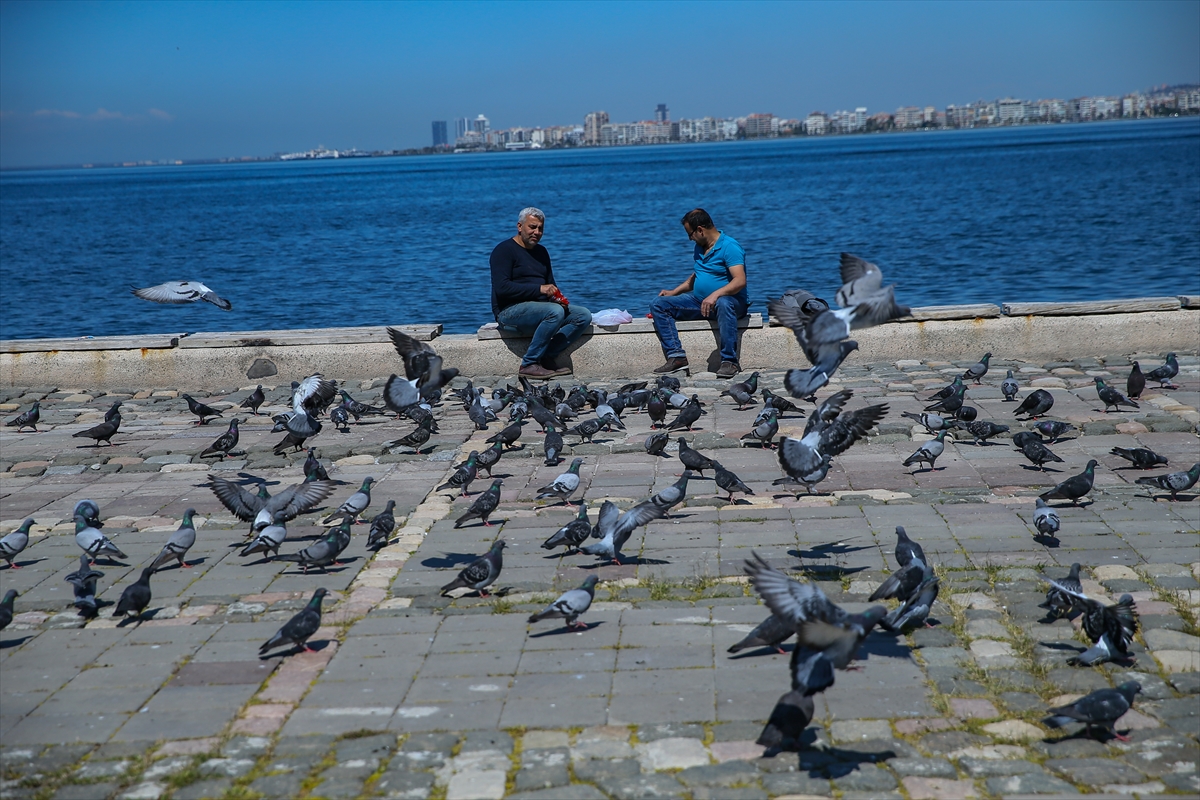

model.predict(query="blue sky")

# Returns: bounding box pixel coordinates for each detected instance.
[1,0,1197,168]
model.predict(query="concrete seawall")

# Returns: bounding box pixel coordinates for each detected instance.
[2,307,1197,389]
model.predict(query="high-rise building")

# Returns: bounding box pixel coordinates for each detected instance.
[655,104,669,123]
[473,114,490,134]
[432,121,448,147]
[584,111,609,145]
[455,117,471,139]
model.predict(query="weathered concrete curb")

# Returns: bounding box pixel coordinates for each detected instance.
[2,308,1196,388]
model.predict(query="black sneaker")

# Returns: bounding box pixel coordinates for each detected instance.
[715,361,741,378]
[653,357,690,374]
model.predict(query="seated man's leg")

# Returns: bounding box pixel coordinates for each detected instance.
[714,295,750,367]
[649,294,705,360]
[543,305,592,363]
[496,301,567,367]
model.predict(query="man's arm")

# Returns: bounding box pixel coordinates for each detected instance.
[491,243,550,305]
[700,264,745,317]
[659,274,695,297]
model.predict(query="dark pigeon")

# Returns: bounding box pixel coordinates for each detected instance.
[1011,431,1045,449]
[470,440,506,477]
[260,588,328,654]
[66,556,102,619]
[73,409,121,446]
[329,406,351,432]
[756,689,815,751]
[367,500,397,550]
[893,526,925,567]
[239,385,265,415]
[541,502,592,552]
[665,396,704,431]
[1038,562,1081,619]
[1110,447,1168,470]
[881,575,939,633]
[113,567,154,622]
[720,371,759,409]
[182,394,222,425]
[954,419,1008,446]
[1094,377,1139,413]
[455,479,503,528]
[1021,438,1065,471]
[1126,362,1145,399]
[1014,389,1054,419]
[200,418,240,459]
[485,420,526,449]
[1033,420,1075,442]
[713,462,754,502]
[438,453,478,496]
[383,417,436,454]
[304,449,331,482]
[647,391,668,428]
[924,384,965,416]
[542,424,564,466]
[5,401,40,432]
[566,418,603,442]
[440,540,505,597]
[761,387,802,417]
[728,614,794,654]
[644,431,669,456]
[1040,460,1099,505]
[1044,682,1142,741]
[678,438,716,476]
[0,589,17,630]
[1143,352,1178,389]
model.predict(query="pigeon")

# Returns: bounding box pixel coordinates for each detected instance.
[904,430,949,471]
[440,540,505,596]
[182,394,223,425]
[131,280,232,309]
[579,498,670,564]
[647,391,668,428]
[527,398,559,432]
[382,353,458,415]
[881,575,940,633]
[924,384,965,416]
[554,401,578,424]
[893,526,925,567]
[438,452,478,496]
[665,396,705,431]
[656,374,681,393]
[1143,352,1178,389]
[1011,431,1045,450]
[957,406,979,423]
[756,689,815,750]
[329,406,351,432]
[276,526,347,573]
[149,509,198,571]
[486,420,526,449]
[678,438,716,476]
[303,449,331,482]
[542,503,593,552]
[954,420,1009,445]
[901,411,954,433]
[0,589,17,630]
[1033,420,1075,443]
[536,457,583,505]
[1021,438,1065,471]
[644,431,670,457]
[543,424,564,466]
[113,567,154,622]
[5,401,40,432]
[761,388,803,417]
[1110,447,1168,470]
[713,462,754,502]
[468,398,492,431]
[784,340,859,398]
[339,390,386,420]
[323,477,375,523]
[1126,362,1146,399]
[200,418,240,458]
[240,513,288,558]
[1094,377,1139,413]
[647,472,693,513]
[72,409,121,446]
[727,614,794,654]
[1040,460,1099,505]
[1001,370,1019,402]
[742,408,779,448]
[209,477,336,526]
[0,519,33,569]
[74,499,103,529]
[1043,682,1142,741]
[721,372,759,409]
[455,479,503,528]
[387,327,439,381]
[593,390,625,428]
[1014,389,1054,419]
[962,352,991,384]
[566,418,603,442]
[239,385,265,415]
[1046,579,1138,666]
[1038,562,1081,619]
[870,557,932,604]
[367,500,397,550]
[260,588,328,654]
[383,417,436,454]
[1033,498,1061,538]
[66,555,103,618]
[75,515,126,562]
[528,575,599,629]
[1136,462,1200,500]
[775,427,832,495]
[469,441,506,477]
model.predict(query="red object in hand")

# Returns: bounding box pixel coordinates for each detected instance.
[550,287,569,307]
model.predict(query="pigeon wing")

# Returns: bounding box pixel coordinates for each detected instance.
[131,281,201,305]
[209,478,267,521]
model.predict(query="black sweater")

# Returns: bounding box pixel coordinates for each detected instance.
[490,238,556,319]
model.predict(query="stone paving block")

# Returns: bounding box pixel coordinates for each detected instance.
[984,772,1079,795]
[508,786,607,800]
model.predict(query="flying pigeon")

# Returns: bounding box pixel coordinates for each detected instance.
[727,614,794,654]
[1001,370,1019,402]
[1014,389,1054,419]
[962,352,991,383]
[542,503,592,552]
[1143,352,1178,389]
[1033,498,1061,538]
[5,401,40,432]
[1021,438,1065,471]
[0,590,17,631]
[131,281,232,310]
[1043,681,1142,741]
[528,575,599,629]
[1136,462,1200,500]
[182,394,223,425]
[1094,377,1139,413]
[1046,579,1138,666]
[200,418,240,458]
[323,477,375,523]
[579,498,670,564]
[536,457,583,505]
[239,385,265,415]
[260,588,328,654]
[240,513,288,559]
[1038,562,1081,619]
[1033,420,1075,442]
[954,419,1008,446]
[113,567,154,622]
[438,452,478,496]
[1110,447,1168,470]
[904,430,949,471]
[367,500,397,550]
[208,476,336,526]
[644,431,669,456]
[713,462,754,502]
[1039,460,1099,505]
[387,327,439,380]
[75,514,126,562]
[149,509,198,571]
[678,438,716,476]
[440,540,506,597]
[0,519,33,569]
[455,479,503,528]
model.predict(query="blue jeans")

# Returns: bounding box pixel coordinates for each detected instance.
[650,293,748,364]
[497,302,593,367]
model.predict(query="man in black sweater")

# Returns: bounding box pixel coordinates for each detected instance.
[490,207,592,378]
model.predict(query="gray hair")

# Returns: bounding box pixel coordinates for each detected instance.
[518,207,545,224]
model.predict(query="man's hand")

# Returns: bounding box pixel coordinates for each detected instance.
[658,289,676,297]
[701,293,721,317]
[540,284,559,297]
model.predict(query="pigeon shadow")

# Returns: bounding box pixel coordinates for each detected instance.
[1021,465,1063,473]
[789,540,871,560]
[1033,534,1061,548]
[859,634,914,660]
[1038,641,1086,654]
[0,634,37,648]
[260,639,332,660]
[1145,492,1197,502]
[157,557,208,571]
[529,621,606,638]
[791,565,869,580]
[94,557,128,567]
[422,552,483,569]
[821,745,899,777]
[727,642,795,659]
[3,558,44,570]
[454,518,508,530]
[79,442,122,449]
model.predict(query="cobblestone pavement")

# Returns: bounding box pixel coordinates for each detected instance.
[0,351,1197,800]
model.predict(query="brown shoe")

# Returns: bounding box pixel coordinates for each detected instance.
[519,363,557,379]
[539,358,573,376]
[654,357,689,374]
[716,361,741,379]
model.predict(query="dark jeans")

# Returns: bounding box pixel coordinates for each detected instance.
[497,302,593,367]
[649,293,748,364]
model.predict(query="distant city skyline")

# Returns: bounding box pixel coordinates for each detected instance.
[1,0,1197,168]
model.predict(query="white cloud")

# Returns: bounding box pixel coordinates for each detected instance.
[33,108,81,119]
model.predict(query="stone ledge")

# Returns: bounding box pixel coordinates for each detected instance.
[477,313,763,340]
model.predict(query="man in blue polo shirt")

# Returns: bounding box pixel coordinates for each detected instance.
[649,208,749,378]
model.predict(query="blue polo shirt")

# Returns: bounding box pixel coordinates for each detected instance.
[693,232,748,304]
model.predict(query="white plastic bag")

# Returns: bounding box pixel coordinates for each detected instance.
[591,308,634,326]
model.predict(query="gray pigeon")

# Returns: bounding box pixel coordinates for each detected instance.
[261,588,328,654]
[240,513,288,559]
[1001,370,1019,401]
[720,372,759,409]
[579,498,670,564]
[644,431,669,456]
[208,477,337,525]
[455,479,503,528]
[713,462,754,502]
[275,526,346,573]
[74,499,103,529]
[1136,462,1200,500]
[0,589,15,630]
[756,689,815,751]
[440,540,505,597]
[367,500,396,550]
[648,472,692,512]
[5,401,40,432]
[1143,352,1178,389]
[741,408,779,448]
[0,519,33,569]
[900,411,954,433]
[66,555,103,619]
[149,509,198,571]
[132,280,231,309]
[535,458,583,505]
[962,352,991,383]
[1038,562,1081,619]
[528,575,599,629]
[1044,682,1142,741]
[1033,498,1060,538]
[727,614,794,654]
[541,503,592,552]
[881,576,939,633]
[323,477,375,523]
[903,430,948,471]
[75,515,127,562]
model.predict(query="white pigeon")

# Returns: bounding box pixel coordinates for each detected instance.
[131,281,231,310]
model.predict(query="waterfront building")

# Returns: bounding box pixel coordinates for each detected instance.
[473,114,491,134]
[894,106,924,128]
[998,98,1027,124]
[432,120,448,147]
[584,111,609,145]
[743,113,774,138]
[803,112,828,135]
[455,117,471,139]
[655,104,669,123]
